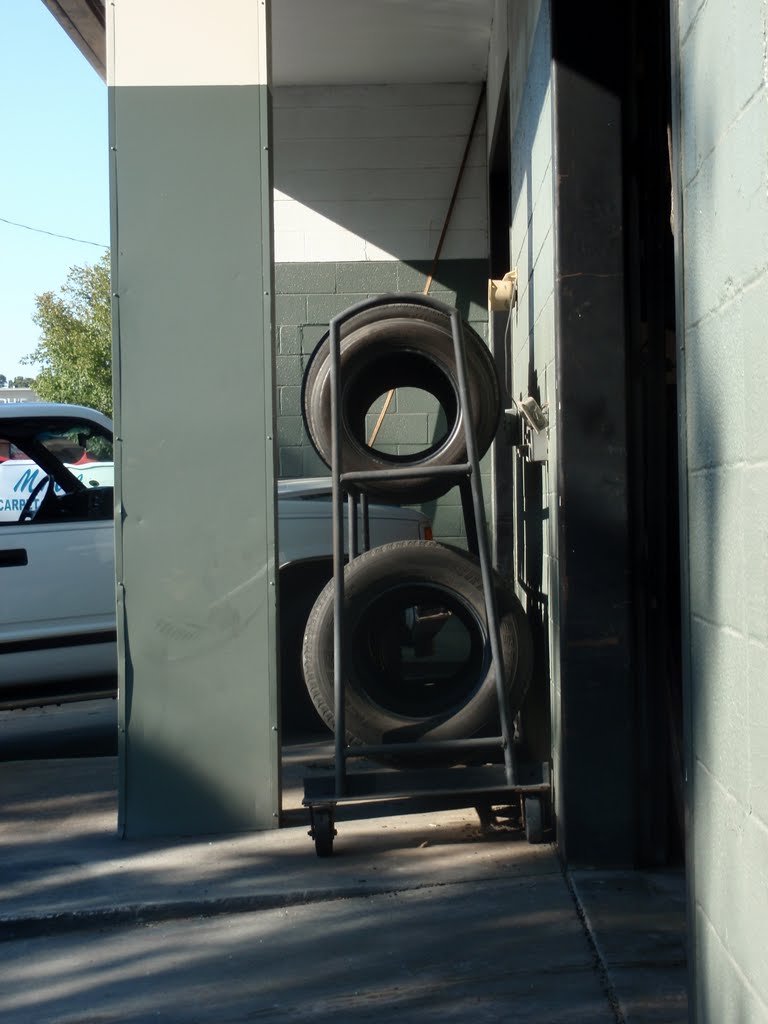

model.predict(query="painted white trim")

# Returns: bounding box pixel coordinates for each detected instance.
[108,0,269,87]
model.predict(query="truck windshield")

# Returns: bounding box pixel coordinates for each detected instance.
[0,419,114,523]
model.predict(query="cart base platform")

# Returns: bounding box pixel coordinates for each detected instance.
[303,762,551,855]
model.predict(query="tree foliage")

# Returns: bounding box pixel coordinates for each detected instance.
[27,252,112,416]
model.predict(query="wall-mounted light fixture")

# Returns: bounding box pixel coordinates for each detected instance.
[488,269,519,311]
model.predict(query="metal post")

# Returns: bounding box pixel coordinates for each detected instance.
[360,492,370,553]
[348,488,359,560]
[329,317,346,797]
[459,480,480,556]
[449,310,517,786]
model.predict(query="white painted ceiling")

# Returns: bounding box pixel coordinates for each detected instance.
[43,0,493,85]
[271,0,493,85]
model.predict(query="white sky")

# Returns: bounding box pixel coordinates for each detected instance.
[0,3,109,381]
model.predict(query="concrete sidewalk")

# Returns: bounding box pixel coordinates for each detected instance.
[0,741,688,1023]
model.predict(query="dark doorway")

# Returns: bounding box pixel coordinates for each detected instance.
[551,0,681,866]
[624,0,684,866]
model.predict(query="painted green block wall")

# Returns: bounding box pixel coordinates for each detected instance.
[274,258,491,548]
[676,0,768,1017]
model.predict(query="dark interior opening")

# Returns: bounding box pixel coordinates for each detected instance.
[624,0,684,866]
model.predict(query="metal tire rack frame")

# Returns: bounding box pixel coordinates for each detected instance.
[303,293,551,856]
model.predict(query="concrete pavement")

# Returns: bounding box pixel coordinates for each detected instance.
[0,728,688,1023]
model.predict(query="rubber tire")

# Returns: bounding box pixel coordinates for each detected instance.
[301,540,533,759]
[312,809,336,857]
[301,301,501,503]
[524,795,546,844]
[279,564,333,735]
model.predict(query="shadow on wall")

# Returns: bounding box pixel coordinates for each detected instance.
[673,19,759,1018]
[686,270,744,1021]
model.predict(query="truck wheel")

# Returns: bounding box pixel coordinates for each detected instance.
[301,302,500,503]
[301,541,532,758]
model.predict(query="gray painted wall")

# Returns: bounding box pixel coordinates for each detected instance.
[111,85,279,839]
[507,1,557,781]
[487,0,557,788]
[109,1,279,838]
[675,0,768,1018]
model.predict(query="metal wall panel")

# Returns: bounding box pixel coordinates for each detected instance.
[109,2,278,836]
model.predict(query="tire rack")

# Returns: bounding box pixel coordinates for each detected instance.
[302,293,551,856]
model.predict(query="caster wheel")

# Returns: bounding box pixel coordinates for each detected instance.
[310,808,337,857]
[524,795,545,844]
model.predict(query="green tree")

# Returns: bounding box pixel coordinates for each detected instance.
[10,375,35,388]
[26,252,112,416]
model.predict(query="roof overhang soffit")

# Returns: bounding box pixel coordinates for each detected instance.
[39,0,492,86]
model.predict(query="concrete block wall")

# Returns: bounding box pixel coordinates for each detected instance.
[271,84,490,547]
[676,0,768,1018]
[507,0,556,470]
[487,0,557,762]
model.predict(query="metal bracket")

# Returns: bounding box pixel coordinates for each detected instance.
[510,396,549,463]
[503,407,523,446]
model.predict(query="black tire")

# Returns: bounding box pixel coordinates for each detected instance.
[301,301,501,503]
[311,809,336,857]
[302,541,533,759]
[279,563,333,735]
[524,795,546,844]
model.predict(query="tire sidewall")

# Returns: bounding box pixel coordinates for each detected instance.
[301,304,500,502]
[302,541,529,749]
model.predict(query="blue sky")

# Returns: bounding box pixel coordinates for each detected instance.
[0,3,109,382]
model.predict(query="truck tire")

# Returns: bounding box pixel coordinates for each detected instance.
[301,541,532,759]
[301,302,500,503]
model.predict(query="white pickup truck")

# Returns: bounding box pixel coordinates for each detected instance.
[0,403,431,715]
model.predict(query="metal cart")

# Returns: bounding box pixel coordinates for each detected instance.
[302,293,551,855]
